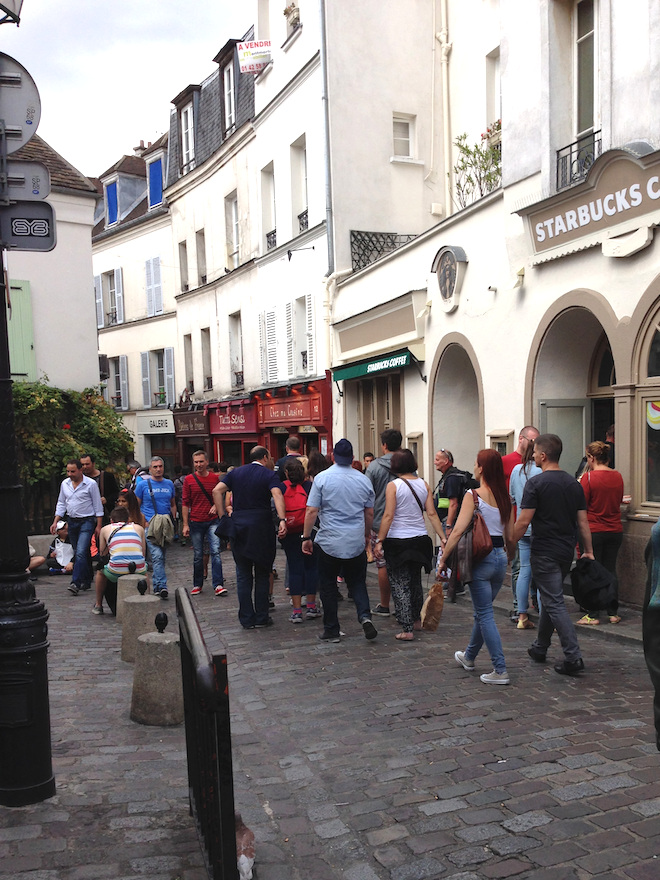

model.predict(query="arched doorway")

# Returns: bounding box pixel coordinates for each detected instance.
[432,343,481,472]
[534,307,615,476]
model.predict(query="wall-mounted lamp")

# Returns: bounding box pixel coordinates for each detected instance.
[487,285,497,293]
[513,267,525,289]
[416,300,433,320]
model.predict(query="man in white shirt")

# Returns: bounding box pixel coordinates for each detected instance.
[51,459,104,595]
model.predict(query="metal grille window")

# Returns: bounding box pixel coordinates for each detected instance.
[266,229,277,250]
[350,230,417,272]
[556,130,601,190]
[298,209,308,232]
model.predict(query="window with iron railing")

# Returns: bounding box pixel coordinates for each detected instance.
[106,309,117,326]
[556,130,601,190]
[154,389,167,406]
[298,209,308,233]
[266,229,277,250]
[233,371,244,389]
[205,376,213,391]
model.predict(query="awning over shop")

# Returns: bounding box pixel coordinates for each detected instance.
[332,349,412,382]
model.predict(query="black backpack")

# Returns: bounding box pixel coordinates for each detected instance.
[434,466,479,509]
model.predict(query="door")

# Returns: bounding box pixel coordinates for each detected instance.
[538,398,591,477]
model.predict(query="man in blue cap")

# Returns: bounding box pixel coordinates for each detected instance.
[302,438,377,642]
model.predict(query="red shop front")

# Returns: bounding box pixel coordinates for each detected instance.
[208,399,259,468]
[256,375,332,460]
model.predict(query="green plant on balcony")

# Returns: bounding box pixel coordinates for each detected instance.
[452,120,502,210]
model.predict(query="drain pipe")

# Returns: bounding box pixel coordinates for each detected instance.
[438,0,452,214]
[319,0,334,275]
[323,268,352,374]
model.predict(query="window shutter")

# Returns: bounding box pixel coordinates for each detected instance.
[7,279,37,381]
[164,347,175,406]
[266,310,278,382]
[114,268,124,324]
[305,292,315,375]
[94,275,104,328]
[285,301,295,378]
[119,354,129,411]
[153,257,163,315]
[145,259,154,317]
[259,311,267,383]
[141,351,151,408]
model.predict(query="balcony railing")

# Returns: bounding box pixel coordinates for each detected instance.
[350,230,417,272]
[232,371,244,389]
[111,394,122,409]
[557,130,602,191]
[205,376,213,391]
[106,309,117,326]
[298,209,308,233]
[266,229,277,250]
[154,390,167,406]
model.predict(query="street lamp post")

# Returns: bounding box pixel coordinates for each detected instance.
[0,3,56,807]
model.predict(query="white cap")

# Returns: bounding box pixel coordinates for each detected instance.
[55,521,67,531]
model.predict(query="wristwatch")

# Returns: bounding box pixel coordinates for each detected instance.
[278,518,286,523]
[301,536,311,541]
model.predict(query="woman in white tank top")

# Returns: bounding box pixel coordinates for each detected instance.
[374,449,446,641]
[440,449,515,685]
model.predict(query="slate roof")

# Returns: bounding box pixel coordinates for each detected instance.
[12,134,98,195]
[167,26,255,188]
[98,154,146,180]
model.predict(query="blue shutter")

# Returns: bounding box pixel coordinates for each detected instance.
[148,159,163,208]
[106,181,118,225]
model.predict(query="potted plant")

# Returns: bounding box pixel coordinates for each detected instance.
[284,4,300,28]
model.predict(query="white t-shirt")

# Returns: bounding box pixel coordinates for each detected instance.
[387,478,428,539]
[477,495,505,536]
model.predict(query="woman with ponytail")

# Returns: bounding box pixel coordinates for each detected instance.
[441,449,516,685]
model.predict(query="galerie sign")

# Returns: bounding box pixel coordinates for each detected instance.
[520,149,660,256]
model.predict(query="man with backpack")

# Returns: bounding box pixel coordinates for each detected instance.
[433,449,478,533]
[182,450,226,597]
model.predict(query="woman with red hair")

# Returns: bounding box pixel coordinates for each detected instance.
[441,449,516,685]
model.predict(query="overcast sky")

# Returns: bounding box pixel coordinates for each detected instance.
[1,0,257,177]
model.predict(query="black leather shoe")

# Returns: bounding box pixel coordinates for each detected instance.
[554,658,585,676]
[528,646,547,663]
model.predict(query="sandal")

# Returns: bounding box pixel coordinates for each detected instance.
[609,615,622,624]
[577,614,600,626]
[517,616,535,629]
[395,632,414,641]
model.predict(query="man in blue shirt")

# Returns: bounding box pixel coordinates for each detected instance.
[51,459,104,595]
[302,439,377,642]
[213,446,287,629]
[135,456,176,598]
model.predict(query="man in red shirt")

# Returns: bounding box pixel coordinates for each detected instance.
[502,426,539,619]
[182,450,226,596]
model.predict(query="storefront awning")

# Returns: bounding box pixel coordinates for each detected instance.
[332,349,412,382]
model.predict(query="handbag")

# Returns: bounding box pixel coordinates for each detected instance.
[421,580,445,631]
[458,490,493,563]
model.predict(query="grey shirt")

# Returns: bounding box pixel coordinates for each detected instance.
[366,453,395,530]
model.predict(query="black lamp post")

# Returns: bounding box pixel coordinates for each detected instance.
[0,2,56,807]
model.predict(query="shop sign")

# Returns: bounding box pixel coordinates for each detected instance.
[136,412,174,435]
[209,404,257,434]
[519,149,660,260]
[333,349,411,382]
[174,411,208,436]
[258,394,322,427]
[237,40,272,74]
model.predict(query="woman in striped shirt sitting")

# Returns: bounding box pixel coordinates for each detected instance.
[93,507,147,614]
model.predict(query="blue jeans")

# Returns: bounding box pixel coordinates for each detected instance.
[317,548,371,637]
[68,516,95,587]
[189,519,223,588]
[464,547,508,674]
[516,536,532,615]
[147,539,167,592]
[531,554,581,663]
[280,534,318,597]
[233,549,271,628]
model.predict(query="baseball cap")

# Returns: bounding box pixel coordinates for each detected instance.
[55,521,67,531]
[333,438,354,466]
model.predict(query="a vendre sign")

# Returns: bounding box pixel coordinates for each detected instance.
[237,41,272,75]
[518,148,660,261]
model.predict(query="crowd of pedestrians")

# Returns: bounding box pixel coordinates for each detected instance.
[44,425,632,688]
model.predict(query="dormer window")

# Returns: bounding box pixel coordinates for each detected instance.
[147,157,163,208]
[106,180,118,226]
[224,63,235,134]
[181,102,195,173]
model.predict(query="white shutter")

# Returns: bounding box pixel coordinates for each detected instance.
[94,275,103,328]
[119,355,129,410]
[305,292,315,376]
[285,301,295,378]
[153,257,163,315]
[164,347,175,406]
[114,268,124,324]
[141,351,151,408]
[266,310,278,382]
[259,311,267,383]
[145,259,154,317]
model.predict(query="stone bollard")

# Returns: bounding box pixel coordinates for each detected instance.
[130,613,183,726]
[121,593,160,663]
[116,574,149,623]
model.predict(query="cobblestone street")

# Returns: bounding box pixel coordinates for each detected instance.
[1,541,658,880]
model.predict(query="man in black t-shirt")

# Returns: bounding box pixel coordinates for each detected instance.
[515,433,594,676]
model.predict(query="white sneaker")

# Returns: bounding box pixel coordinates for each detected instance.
[455,651,475,671]
[480,670,510,685]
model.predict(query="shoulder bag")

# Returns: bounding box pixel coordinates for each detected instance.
[399,477,426,514]
[457,490,493,564]
[193,473,216,512]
